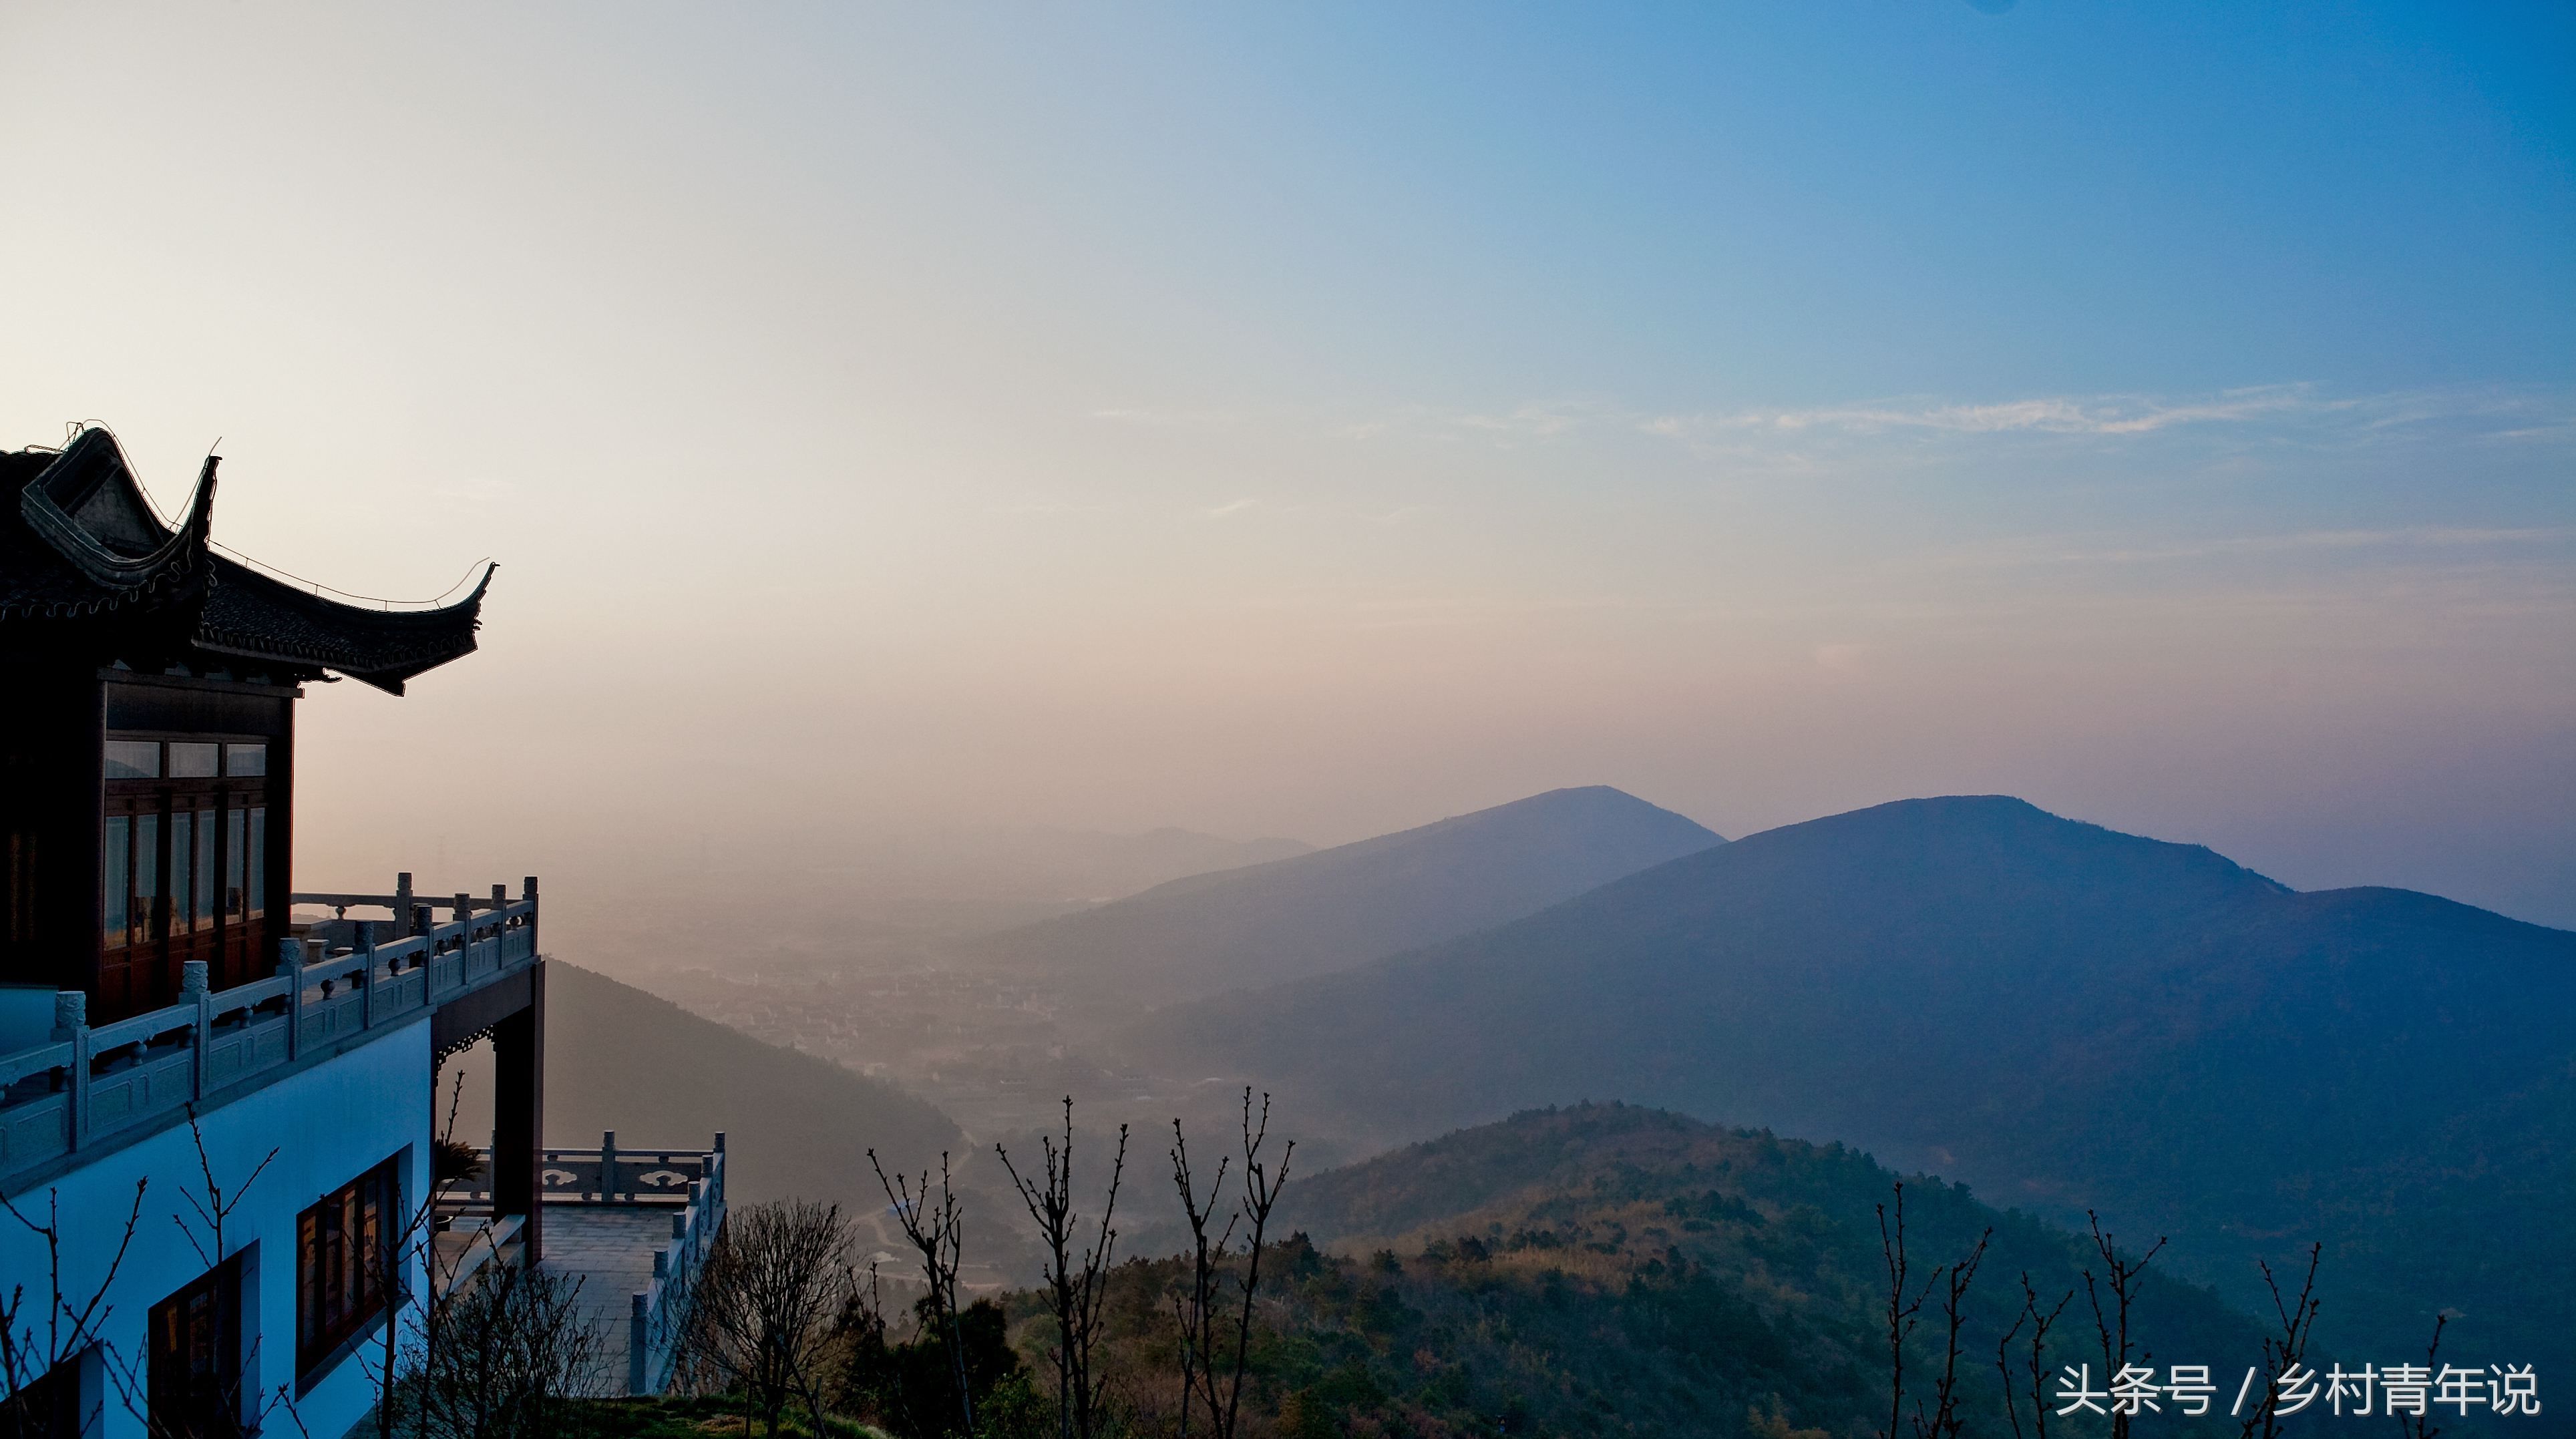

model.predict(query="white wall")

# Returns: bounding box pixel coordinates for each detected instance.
[0,1022,434,1439]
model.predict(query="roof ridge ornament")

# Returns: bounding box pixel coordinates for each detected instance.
[17,430,216,591]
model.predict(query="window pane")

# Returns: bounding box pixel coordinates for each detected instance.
[248,808,266,920]
[225,808,246,917]
[106,816,130,938]
[138,813,160,937]
[297,1211,319,1353]
[106,739,162,779]
[149,1258,239,1439]
[169,743,218,779]
[224,743,266,777]
[194,810,216,921]
[169,812,192,932]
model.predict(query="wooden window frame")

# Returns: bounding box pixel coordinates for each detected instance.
[295,1155,401,1387]
[100,732,276,1002]
[0,1354,84,1439]
[147,1255,242,1439]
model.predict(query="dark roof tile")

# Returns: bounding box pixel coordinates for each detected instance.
[1,427,490,692]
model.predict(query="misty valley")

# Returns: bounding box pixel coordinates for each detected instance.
[494,785,2571,1438]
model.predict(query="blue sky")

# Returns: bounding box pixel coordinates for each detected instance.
[1,2,2569,924]
[701,2,2574,402]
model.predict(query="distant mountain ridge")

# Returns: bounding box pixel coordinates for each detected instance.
[1137,795,2576,1378]
[978,785,1724,1004]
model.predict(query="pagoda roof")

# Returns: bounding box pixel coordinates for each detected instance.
[0,427,490,694]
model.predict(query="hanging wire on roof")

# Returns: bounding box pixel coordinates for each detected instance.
[208,541,494,611]
[57,421,492,611]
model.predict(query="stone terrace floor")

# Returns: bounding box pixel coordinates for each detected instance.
[537,1206,682,1395]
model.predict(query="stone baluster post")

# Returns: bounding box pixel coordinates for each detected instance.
[53,991,89,1149]
[182,960,210,1097]
[355,919,375,1030]
[277,938,305,1060]
[629,1294,649,1396]
[393,871,414,936]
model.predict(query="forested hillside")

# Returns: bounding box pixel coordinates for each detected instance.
[1135,796,2576,1378]
[995,1105,2269,1439]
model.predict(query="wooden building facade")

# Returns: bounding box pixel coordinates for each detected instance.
[0,427,490,1022]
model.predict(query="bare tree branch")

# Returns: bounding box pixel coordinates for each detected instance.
[1996,1273,2072,1439]
[2082,1211,2167,1439]
[997,1096,1127,1439]
[870,1149,972,1436]
[1875,1182,1940,1439]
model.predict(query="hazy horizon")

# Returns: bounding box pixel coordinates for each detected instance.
[5,3,2569,928]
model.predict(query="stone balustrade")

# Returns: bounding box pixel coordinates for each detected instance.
[0,882,538,1191]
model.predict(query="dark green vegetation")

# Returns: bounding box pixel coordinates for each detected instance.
[560,1394,884,1438]
[1136,796,2576,1378]
[980,786,1722,1004]
[996,1104,2261,1438]
[840,1297,1039,1438]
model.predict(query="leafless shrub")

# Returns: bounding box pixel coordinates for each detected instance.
[2394,1311,2448,1439]
[870,1153,972,1436]
[683,1199,855,1438]
[10,1108,309,1439]
[1873,1182,1938,1439]
[996,1098,1127,1439]
[2082,1212,2167,1439]
[1,1178,146,1439]
[2235,1243,2322,1439]
[1997,1273,2074,1439]
[400,1261,606,1439]
[1912,1227,1988,1439]
[1169,1088,1292,1439]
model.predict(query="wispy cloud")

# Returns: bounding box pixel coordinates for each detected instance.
[1205,497,1258,518]
[1450,401,1593,438]
[1646,385,2336,440]
[1342,399,1635,444]
[1099,383,2572,459]
[1089,407,1244,430]
[1952,526,2575,570]
[983,498,1112,516]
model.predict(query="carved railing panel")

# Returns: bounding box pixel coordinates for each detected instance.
[0,1091,70,1175]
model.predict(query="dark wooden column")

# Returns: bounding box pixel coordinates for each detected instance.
[0,664,98,994]
[490,960,546,1262]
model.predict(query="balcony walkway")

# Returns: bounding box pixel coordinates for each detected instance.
[544,1207,685,1394]
[437,1135,726,1397]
